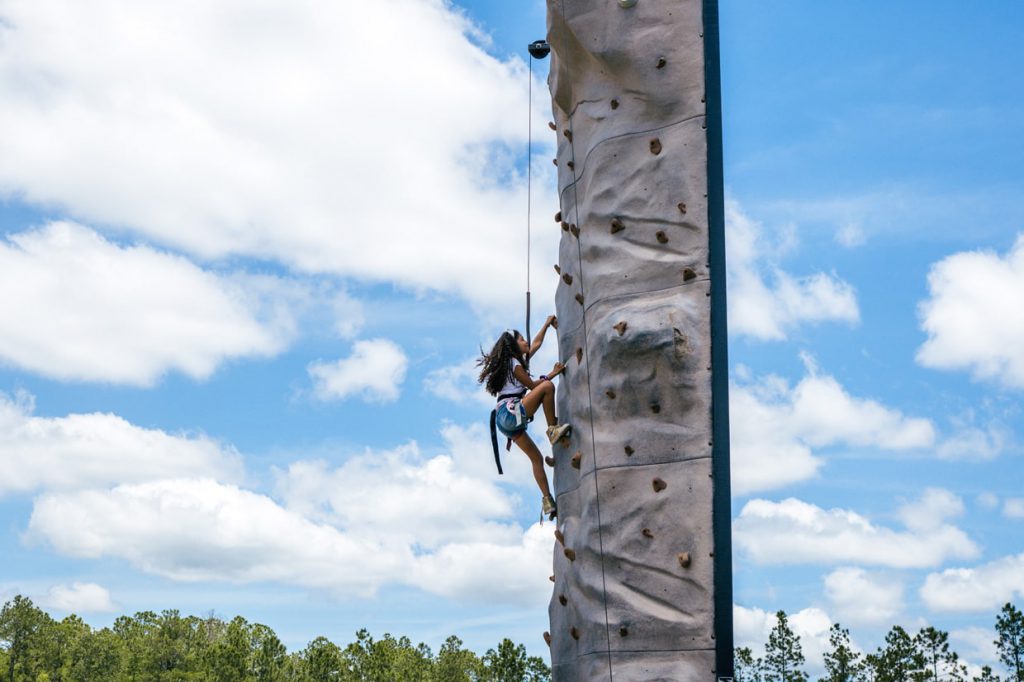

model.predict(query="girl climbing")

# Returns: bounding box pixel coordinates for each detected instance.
[477,316,571,519]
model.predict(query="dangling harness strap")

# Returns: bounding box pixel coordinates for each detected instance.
[489,390,528,475]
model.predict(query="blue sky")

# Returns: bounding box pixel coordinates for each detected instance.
[0,0,1022,676]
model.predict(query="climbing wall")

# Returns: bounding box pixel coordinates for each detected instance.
[545,1,729,680]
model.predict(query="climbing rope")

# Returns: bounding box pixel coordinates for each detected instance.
[552,2,615,678]
[526,39,551,346]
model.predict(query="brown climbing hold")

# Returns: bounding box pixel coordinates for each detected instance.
[549,575,555,582]
[554,529,564,545]
[569,224,579,237]
[610,98,619,110]
[613,321,627,335]
[575,347,583,364]
[650,138,662,155]
[678,202,687,214]
[575,293,584,305]
[605,389,616,399]
[652,477,667,492]
[656,56,667,69]
[553,264,561,274]
[619,626,629,637]
[683,267,697,281]
[561,221,570,232]
[561,273,573,286]
[543,631,552,646]
[642,528,654,538]
[624,445,634,456]
[570,451,582,469]
[564,548,576,561]
[656,230,668,244]
[610,217,625,234]
[548,121,557,131]
[567,160,575,170]
[552,158,557,166]
[564,129,573,142]
[555,211,562,223]
[570,627,580,641]
[678,552,692,568]
[559,594,568,606]
[545,455,556,467]
[651,403,661,413]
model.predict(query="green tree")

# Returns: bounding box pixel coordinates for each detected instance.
[300,636,344,682]
[973,666,1001,682]
[0,595,53,682]
[916,626,967,681]
[996,603,1024,682]
[762,611,808,682]
[821,623,867,682]
[206,616,254,682]
[432,636,483,682]
[736,646,763,682]
[250,623,287,682]
[868,625,925,682]
[68,628,127,682]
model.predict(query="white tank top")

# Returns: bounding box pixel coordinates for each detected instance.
[497,359,526,401]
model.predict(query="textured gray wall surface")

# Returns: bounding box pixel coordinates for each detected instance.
[545,1,717,679]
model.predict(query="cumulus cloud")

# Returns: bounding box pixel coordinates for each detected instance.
[936,423,1008,461]
[308,339,408,403]
[730,359,935,494]
[726,200,859,341]
[423,357,493,407]
[921,553,1024,613]
[734,491,978,568]
[0,391,241,496]
[917,235,1024,389]
[823,567,904,626]
[0,222,299,385]
[0,0,559,312]
[38,582,117,613]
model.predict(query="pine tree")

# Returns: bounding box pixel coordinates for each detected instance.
[868,625,926,682]
[996,603,1024,682]
[736,646,764,682]
[974,665,1001,682]
[916,626,967,681]
[762,611,808,682]
[821,623,867,682]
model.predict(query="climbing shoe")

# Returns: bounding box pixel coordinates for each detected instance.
[542,495,557,520]
[546,423,572,445]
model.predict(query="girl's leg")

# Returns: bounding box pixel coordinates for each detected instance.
[513,432,552,499]
[521,380,556,426]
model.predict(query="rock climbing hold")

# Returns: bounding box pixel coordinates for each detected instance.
[561,221,570,232]
[617,0,637,7]
[549,575,555,582]
[548,122,557,131]
[552,158,557,166]
[570,224,579,238]
[545,455,556,467]
[553,264,561,274]
[574,292,584,305]
[683,267,696,281]
[575,347,583,364]
[701,95,706,103]
[605,389,616,399]
[567,161,575,170]
[678,552,692,568]
[554,529,564,545]
[559,594,568,606]
[651,403,661,414]
[562,273,573,285]
[656,230,669,244]
[570,627,580,641]
[555,211,562,223]
[564,548,576,561]
[619,625,629,637]
[642,528,654,538]
[570,451,582,469]
[613,321,627,335]
[650,138,662,155]
[544,631,552,646]
[652,477,667,492]
[610,98,620,110]
[678,202,687,214]
[610,217,625,234]
[564,129,573,142]
[656,56,667,69]
[624,445,634,456]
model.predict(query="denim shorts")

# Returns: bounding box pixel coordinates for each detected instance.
[495,398,529,438]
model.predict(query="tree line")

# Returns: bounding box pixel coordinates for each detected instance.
[0,595,549,682]
[736,603,1024,682]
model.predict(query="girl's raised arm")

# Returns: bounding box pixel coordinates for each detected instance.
[528,315,558,358]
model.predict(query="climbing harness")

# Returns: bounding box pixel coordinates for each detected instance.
[489,390,530,474]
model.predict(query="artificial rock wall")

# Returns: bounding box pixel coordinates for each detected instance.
[546,1,722,679]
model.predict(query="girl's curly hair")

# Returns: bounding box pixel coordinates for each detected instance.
[477,330,528,396]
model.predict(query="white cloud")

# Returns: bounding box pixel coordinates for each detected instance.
[0,390,241,496]
[734,492,978,568]
[921,553,1024,613]
[917,235,1024,389]
[1003,498,1024,519]
[823,567,904,626]
[835,222,866,248]
[951,627,1000,666]
[423,357,493,407]
[726,200,859,341]
[0,0,559,312]
[733,605,834,676]
[937,424,1007,461]
[976,492,999,510]
[730,360,935,494]
[38,582,117,613]
[0,222,298,385]
[308,339,408,403]
[28,423,553,605]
